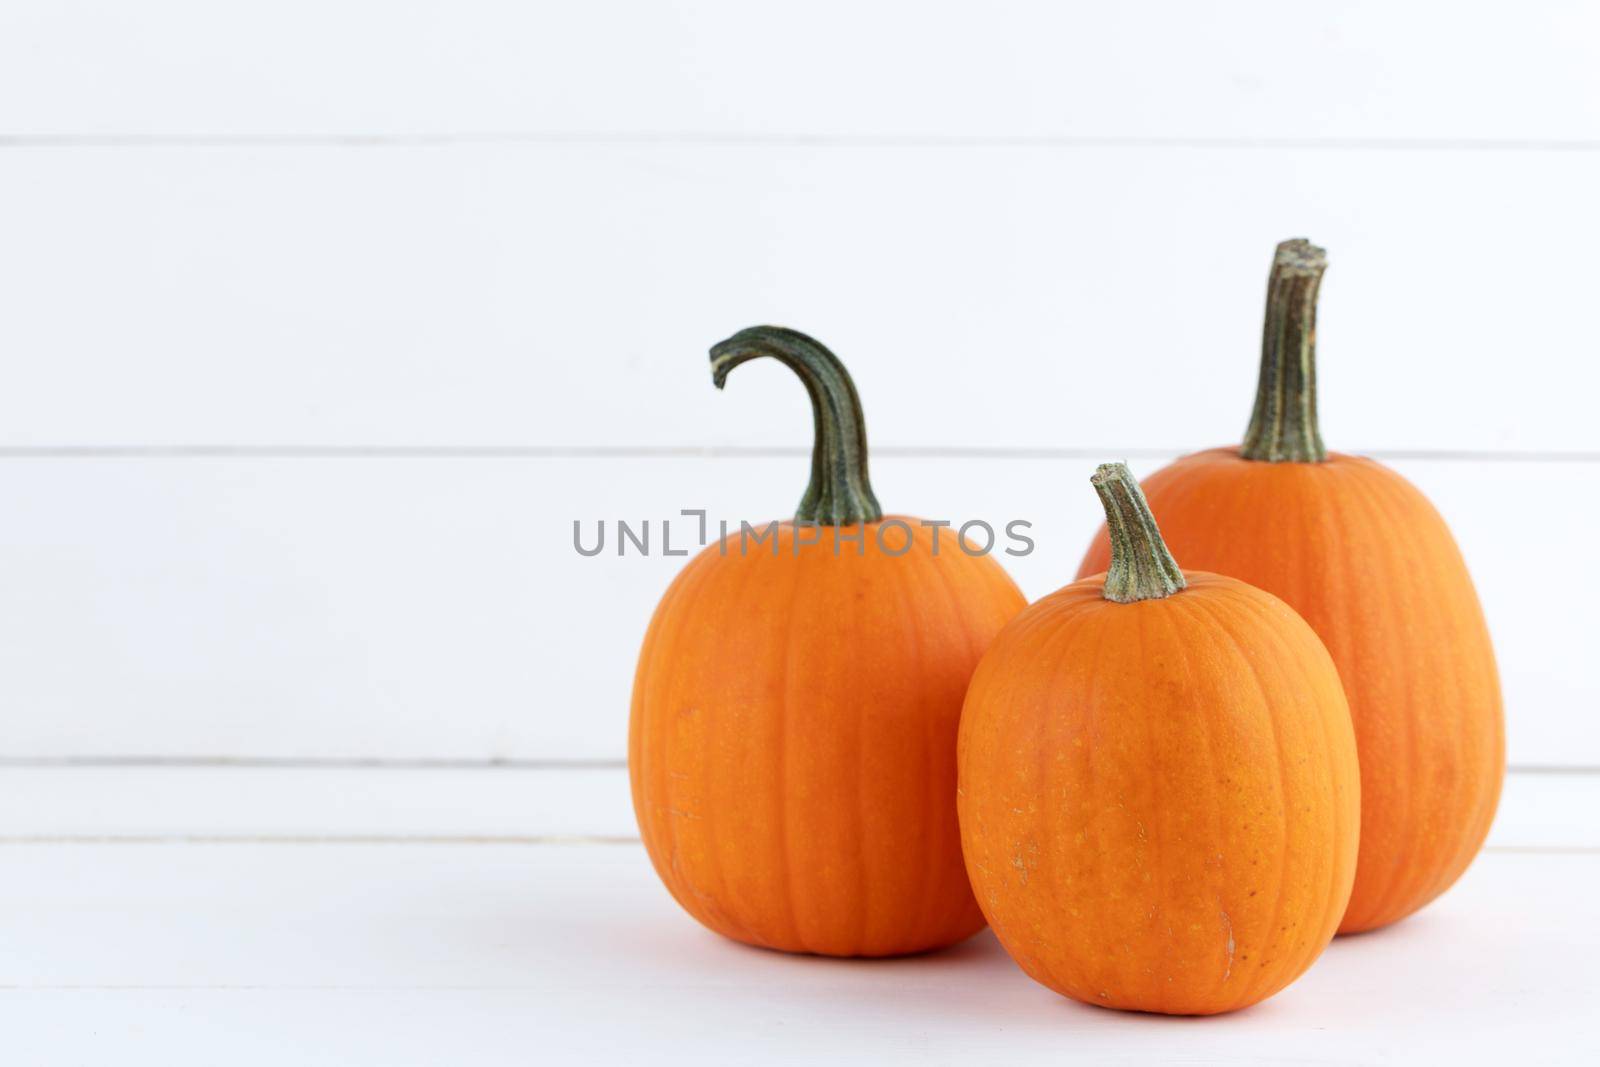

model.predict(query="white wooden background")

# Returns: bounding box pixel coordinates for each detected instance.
[2,4,1599,1062]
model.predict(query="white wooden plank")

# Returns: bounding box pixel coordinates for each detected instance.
[0,764,635,841]
[0,843,1594,1065]
[0,455,1589,763]
[1486,774,1600,850]
[1,145,1598,453]
[2,2,1598,141]
[0,766,1587,849]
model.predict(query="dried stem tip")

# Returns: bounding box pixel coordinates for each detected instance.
[1241,237,1329,463]
[1091,462,1186,603]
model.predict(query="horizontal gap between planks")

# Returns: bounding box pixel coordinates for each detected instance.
[0,757,1590,775]
[0,834,639,846]
[0,836,1593,855]
[0,755,629,770]
[1,446,1597,463]
[0,985,668,992]
[6,134,1600,152]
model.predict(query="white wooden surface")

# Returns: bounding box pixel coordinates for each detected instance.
[0,454,1592,763]
[3,2,1598,141]
[2,144,1599,454]
[0,765,1584,847]
[1,766,1595,1065]
[1,4,1598,768]
[2,6,1598,1060]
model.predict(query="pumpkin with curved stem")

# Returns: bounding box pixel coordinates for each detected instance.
[960,463,1359,1015]
[1078,239,1505,934]
[629,326,1026,957]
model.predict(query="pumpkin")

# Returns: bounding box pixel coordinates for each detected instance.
[960,463,1360,1015]
[630,326,1026,957]
[1077,240,1504,934]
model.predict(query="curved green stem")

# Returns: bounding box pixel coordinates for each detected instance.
[1091,462,1186,603]
[1241,238,1329,463]
[710,326,882,526]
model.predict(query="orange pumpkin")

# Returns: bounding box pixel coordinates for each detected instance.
[630,326,1026,957]
[1078,240,1504,933]
[960,463,1359,1015]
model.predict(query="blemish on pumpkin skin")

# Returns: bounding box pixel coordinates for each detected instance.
[1220,910,1236,982]
[650,801,702,821]
[1010,841,1040,886]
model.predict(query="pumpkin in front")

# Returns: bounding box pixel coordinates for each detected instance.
[960,464,1359,1015]
[1078,240,1504,933]
[631,326,1025,957]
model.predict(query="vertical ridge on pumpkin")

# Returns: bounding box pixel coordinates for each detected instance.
[1012,589,1095,998]
[886,544,933,952]
[770,545,804,950]
[1189,592,1293,1010]
[1346,465,1424,929]
[1071,609,1119,1003]
[1053,609,1108,1000]
[1218,586,1359,996]
[693,556,761,947]
[1139,603,1192,1014]
[1156,594,1230,1009]
[924,539,965,949]
[1343,461,1430,930]
[1409,475,1497,917]
[1438,583,1505,905]
[905,539,973,950]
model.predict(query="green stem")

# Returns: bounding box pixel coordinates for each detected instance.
[1241,238,1329,463]
[1091,462,1186,603]
[710,326,883,526]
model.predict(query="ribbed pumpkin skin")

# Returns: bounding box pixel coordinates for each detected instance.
[958,572,1360,1015]
[1078,449,1504,933]
[631,518,1026,957]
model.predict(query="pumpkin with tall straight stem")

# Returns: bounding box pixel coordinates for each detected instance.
[960,463,1360,1015]
[630,326,1026,957]
[1078,239,1505,934]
